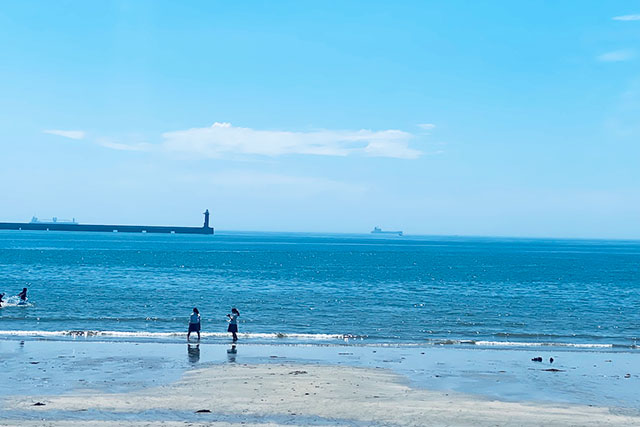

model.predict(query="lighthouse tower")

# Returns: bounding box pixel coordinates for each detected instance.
[203,209,210,228]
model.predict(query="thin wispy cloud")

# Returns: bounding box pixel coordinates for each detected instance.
[161,122,422,159]
[43,129,86,140]
[597,49,635,62]
[96,139,153,152]
[612,14,640,21]
[418,123,436,130]
[186,170,367,196]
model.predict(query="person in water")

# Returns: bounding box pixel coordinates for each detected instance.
[187,308,201,341]
[0,293,4,307]
[18,288,27,302]
[227,308,240,342]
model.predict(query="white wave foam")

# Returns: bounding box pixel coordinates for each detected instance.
[0,296,33,308]
[473,340,614,348]
[0,330,347,340]
[0,330,632,349]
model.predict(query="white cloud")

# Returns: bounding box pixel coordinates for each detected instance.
[597,49,635,62]
[43,129,86,140]
[44,122,428,160]
[612,14,640,21]
[418,123,436,130]
[162,122,422,159]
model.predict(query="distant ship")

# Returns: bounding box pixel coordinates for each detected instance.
[371,227,403,236]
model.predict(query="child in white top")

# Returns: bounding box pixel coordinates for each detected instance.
[227,308,240,342]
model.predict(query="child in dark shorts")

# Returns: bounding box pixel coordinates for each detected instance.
[187,308,201,341]
[227,308,240,342]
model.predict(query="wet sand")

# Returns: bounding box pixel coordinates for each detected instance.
[2,363,640,426]
[1,339,639,426]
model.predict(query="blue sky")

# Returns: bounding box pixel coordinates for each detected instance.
[1,1,639,238]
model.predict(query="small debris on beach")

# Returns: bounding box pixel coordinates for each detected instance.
[195,409,211,413]
[531,357,543,362]
[288,370,308,375]
[33,402,46,406]
[549,357,554,363]
[625,373,631,378]
[543,369,564,372]
[29,361,39,364]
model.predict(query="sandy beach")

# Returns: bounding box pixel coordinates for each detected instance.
[1,338,640,427]
[2,361,640,427]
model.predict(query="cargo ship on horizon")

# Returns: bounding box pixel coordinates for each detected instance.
[371,226,403,236]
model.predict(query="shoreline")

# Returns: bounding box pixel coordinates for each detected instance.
[2,362,640,426]
[1,329,637,350]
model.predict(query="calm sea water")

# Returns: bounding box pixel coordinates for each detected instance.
[0,231,639,349]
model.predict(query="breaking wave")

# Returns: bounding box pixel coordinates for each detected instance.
[428,339,630,349]
[0,329,352,341]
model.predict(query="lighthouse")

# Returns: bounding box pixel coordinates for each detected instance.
[203,209,211,229]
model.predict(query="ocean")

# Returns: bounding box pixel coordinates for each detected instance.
[1,230,639,350]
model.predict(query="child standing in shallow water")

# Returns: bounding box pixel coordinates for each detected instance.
[227,308,240,342]
[18,288,27,303]
[187,308,201,341]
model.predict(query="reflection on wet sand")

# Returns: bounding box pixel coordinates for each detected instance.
[187,344,200,363]
[227,344,237,363]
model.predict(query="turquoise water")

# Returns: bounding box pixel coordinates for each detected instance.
[0,230,639,349]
